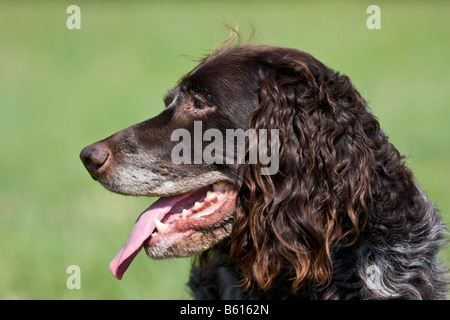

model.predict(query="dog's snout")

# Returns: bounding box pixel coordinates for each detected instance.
[80,143,109,180]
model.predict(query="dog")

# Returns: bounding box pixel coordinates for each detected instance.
[80,43,447,299]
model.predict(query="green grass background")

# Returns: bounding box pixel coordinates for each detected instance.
[1,1,449,299]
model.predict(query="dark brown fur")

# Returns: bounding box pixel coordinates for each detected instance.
[81,44,447,299]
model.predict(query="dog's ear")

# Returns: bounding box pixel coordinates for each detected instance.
[231,50,375,294]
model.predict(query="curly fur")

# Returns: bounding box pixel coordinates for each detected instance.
[187,45,447,299]
[81,42,447,299]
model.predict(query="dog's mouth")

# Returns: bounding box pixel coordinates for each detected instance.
[109,181,237,280]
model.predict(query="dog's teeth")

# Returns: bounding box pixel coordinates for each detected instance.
[182,209,189,219]
[154,218,169,233]
[213,182,227,190]
[205,191,217,202]
[193,202,202,211]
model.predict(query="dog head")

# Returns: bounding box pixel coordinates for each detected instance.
[81,45,374,289]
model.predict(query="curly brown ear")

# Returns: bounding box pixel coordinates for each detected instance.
[230,48,376,295]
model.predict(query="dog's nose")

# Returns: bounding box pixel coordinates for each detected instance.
[80,143,109,180]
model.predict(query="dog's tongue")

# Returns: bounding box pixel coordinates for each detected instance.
[109,190,197,280]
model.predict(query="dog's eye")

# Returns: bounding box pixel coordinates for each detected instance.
[195,100,208,110]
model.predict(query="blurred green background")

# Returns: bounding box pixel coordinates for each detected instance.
[1,1,449,299]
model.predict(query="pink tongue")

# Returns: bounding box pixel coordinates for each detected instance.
[109,190,197,280]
